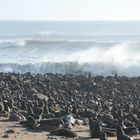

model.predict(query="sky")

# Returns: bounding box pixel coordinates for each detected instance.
[0,0,140,20]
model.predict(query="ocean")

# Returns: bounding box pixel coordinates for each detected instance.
[0,20,140,76]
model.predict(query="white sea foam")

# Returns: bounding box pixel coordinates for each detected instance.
[0,39,26,47]
[0,20,140,76]
[0,39,140,76]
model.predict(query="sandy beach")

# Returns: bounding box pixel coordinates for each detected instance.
[0,117,139,140]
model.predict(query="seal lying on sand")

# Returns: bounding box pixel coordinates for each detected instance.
[37,118,64,131]
[123,127,139,136]
[39,118,64,126]
[21,117,64,131]
[50,128,78,138]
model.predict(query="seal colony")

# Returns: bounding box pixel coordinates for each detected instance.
[0,72,140,139]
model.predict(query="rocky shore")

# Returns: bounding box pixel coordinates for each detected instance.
[0,72,140,139]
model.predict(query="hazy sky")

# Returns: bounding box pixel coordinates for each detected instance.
[0,0,140,20]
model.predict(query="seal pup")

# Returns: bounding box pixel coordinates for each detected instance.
[116,126,133,140]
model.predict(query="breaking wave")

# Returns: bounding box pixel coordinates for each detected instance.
[0,41,140,76]
[0,32,140,76]
[0,39,26,47]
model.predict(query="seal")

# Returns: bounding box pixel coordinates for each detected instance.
[50,128,78,138]
[39,118,64,126]
[118,119,126,128]
[100,131,108,140]
[116,126,133,140]
[0,102,4,113]
[9,112,22,121]
[90,120,101,138]
[123,126,139,136]
[37,118,64,131]
[27,115,39,130]
[27,106,42,120]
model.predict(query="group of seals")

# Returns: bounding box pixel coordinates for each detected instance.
[0,72,139,138]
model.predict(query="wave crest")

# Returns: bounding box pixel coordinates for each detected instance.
[0,41,140,76]
[0,39,26,47]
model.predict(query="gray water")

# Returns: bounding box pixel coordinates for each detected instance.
[0,21,140,76]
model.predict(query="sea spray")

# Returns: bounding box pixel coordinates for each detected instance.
[0,21,140,76]
[0,41,140,76]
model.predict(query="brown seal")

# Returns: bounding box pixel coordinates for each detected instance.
[90,120,101,138]
[50,128,78,138]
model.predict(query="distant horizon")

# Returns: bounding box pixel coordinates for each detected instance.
[1,19,140,22]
